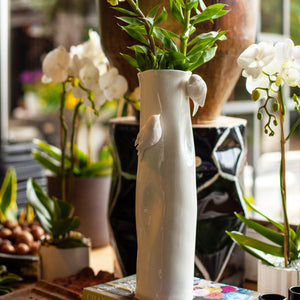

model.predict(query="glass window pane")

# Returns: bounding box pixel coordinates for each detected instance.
[261,0,283,34]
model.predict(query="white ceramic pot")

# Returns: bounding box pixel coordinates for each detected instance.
[257,260,300,297]
[135,70,200,300]
[39,245,90,281]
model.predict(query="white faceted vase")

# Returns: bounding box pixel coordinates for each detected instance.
[257,260,299,297]
[135,70,198,300]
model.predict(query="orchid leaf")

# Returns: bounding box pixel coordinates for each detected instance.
[234,212,284,246]
[242,196,285,233]
[227,231,284,258]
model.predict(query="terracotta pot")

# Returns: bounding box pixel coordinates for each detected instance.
[98,0,258,121]
[47,176,111,248]
[39,245,90,281]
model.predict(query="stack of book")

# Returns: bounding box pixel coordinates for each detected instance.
[82,274,259,300]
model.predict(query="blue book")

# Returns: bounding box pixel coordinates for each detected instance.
[82,275,259,300]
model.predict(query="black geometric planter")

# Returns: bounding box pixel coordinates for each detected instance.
[109,116,246,285]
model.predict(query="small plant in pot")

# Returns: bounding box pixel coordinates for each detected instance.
[26,178,90,280]
[227,38,300,295]
[33,29,128,247]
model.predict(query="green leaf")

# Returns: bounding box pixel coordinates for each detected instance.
[242,196,285,234]
[153,7,168,26]
[170,0,184,25]
[122,25,148,45]
[191,3,228,25]
[188,46,217,70]
[117,16,143,26]
[120,53,139,69]
[129,45,149,54]
[188,31,227,47]
[153,27,178,52]
[52,217,80,239]
[147,4,161,19]
[54,198,73,220]
[26,179,53,234]
[33,138,61,161]
[80,160,113,177]
[227,231,284,257]
[0,168,17,222]
[0,274,22,285]
[234,212,284,246]
[113,6,138,16]
[53,236,88,248]
[186,0,199,11]
[32,150,61,176]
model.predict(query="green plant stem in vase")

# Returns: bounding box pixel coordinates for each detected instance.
[227,39,300,268]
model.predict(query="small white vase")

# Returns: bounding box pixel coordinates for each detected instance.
[135,70,198,300]
[39,245,90,281]
[257,260,300,297]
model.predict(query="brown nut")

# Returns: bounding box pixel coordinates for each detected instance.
[0,228,12,240]
[1,243,15,254]
[2,219,17,229]
[29,241,40,255]
[16,231,34,245]
[31,225,45,241]
[15,243,30,255]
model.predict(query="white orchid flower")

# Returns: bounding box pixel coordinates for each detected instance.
[42,46,70,83]
[79,62,101,92]
[238,41,275,79]
[272,39,300,87]
[70,29,108,75]
[100,68,128,100]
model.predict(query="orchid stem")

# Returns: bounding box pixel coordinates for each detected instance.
[278,88,289,267]
[60,83,68,202]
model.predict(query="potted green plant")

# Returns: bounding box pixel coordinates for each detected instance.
[104,1,230,299]
[227,38,300,296]
[26,178,90,281]
[34,29,128,247]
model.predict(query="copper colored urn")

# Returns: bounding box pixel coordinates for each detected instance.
[98,0,258,122]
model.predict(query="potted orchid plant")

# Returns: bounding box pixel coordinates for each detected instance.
[227,38,300,295]
[33,29,128,247]
[103,1,229,300]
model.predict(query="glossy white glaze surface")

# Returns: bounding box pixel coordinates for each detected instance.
[135,70,202,300]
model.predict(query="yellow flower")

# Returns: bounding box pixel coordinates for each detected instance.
[65,91,81,109]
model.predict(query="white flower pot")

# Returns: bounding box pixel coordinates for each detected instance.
[257,260,300,297]
[135,70,198,300]
[40,245,90,281]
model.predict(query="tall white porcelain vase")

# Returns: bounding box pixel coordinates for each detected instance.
[135,70,204,300]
